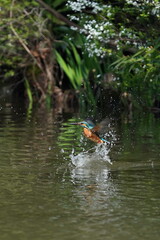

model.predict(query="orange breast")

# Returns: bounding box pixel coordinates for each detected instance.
[83,128,103,144]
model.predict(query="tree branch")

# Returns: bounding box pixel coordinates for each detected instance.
[35,0,80,29]
[10,0,44,71]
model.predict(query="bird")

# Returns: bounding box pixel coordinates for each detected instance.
[70,119,109,144]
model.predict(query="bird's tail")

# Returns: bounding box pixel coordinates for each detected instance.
[100,138,110,143]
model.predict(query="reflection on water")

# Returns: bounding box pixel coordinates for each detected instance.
[70,144,111,187]
[0,101,160,240]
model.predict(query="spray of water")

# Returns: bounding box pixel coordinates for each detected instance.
[70,142,112,168]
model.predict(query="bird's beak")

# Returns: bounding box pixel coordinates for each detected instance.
[70,122,81,125]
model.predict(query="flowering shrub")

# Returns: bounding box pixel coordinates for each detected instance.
[67,0,160,57]
[66,0,160,107]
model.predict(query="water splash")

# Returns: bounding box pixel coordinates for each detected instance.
[70,143,112,168]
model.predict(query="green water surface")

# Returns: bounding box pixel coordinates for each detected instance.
[0,102,160,240]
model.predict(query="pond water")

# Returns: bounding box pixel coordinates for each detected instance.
[0,100,160,240]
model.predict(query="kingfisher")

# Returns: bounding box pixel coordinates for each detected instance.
[70,119,109,144]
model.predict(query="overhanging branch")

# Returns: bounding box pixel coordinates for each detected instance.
[35,0,80,29]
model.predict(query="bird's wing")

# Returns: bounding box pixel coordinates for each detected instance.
[91,118,110,135]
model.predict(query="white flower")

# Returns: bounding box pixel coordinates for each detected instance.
[67,0,104,13]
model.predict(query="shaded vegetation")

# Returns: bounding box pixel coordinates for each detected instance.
[0,0,160,110]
